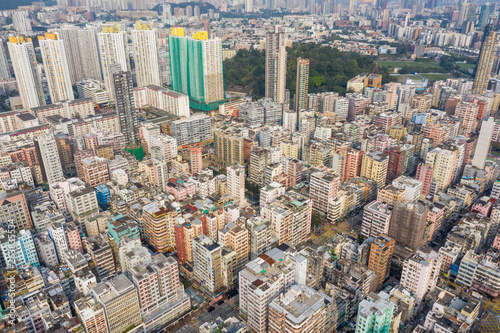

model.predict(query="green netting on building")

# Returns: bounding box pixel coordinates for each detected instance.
[189,99,225,111]
[125,145,144,161]
[169,36,189,95]
[169,35,225,112]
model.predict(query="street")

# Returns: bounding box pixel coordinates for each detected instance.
[171,295,240,333]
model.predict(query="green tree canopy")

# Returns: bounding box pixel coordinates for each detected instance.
[224,43,395,100]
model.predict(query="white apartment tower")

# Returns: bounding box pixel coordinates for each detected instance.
[53,27,84,84]
[400,246,442,304]
[265,27,287,104]
[239,246,298,333]
[245,0,253,12]
[53,27,102,84]
[34,134,65,185]
[129,254,188,313]
[78,29,103,81]
[361,201,392,239]
[7,36,45,109]
[131,22,161,87]
[193,235,224,294]
[200,36,225,104]
[0,38,10,79]
[97,24,128,100]
[472,117,495,170]
[47,222,69,264]
[39,33,75,103]
[227,164,246,206]
[12,11,32,35]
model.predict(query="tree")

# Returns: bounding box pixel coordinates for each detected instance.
[311,213,323,228]
[224,43,394,99]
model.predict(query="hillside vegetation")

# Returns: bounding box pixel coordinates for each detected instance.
[224,43,395,100]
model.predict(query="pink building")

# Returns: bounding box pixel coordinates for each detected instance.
[416,163,434,196]
[375,134,396,152]
[426,202,448,241]
[190,146,203,174]
[166,179,196,201]
[83,133,98,152]
[471,197,496,217]
[493,234,500,251]
[66,222,83,254]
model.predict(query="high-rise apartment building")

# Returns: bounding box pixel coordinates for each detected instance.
[425,147,458,191]
[472,117,494,169]
[171,114,212,146]
[128,254,191,330]
[368,235,395,288]
[0,190,32,229]
[361,151,389,189]
[97,24,128,99]
[455,101,479,136]
[34,133,65,185]
[0,228,38,269]
[8,36,45,109]
[78,29,103,81]
[295,57,310,112]
[400,246,442,303]
[355,291,395,333]
[213,127,245,165]
[389,201,428,252]
[265,27,287,103]
[47,222,69,264]
[142,199,175,253]
[38,33,75,103]
[84,234,116,280]
[239,245,300,333]
[249,146,282,186]
[12,11,32,35]
[113,71,138,145]
[149,134,178,162]
[74,295,107,333]
[260,190,312,246]
[81,156,110,187]
[473,26,497,95]
[131,21,161,87]
[134,85,190,117]
[362,201,392,239]
[334,97,349,119]
[68,186,99,224]
[0,38,10,79]
[219,222,250,274]
[344,149,364,182]
[193,235,225,294]
[35,232,58,268]
[227,164,246,205]
[91,274,142,333]
[190,146,203,174]
[52,27,83,84]
[169,28,225,111]
[268,285,332,333]
[245,0,253,12]
[309,170,340,216]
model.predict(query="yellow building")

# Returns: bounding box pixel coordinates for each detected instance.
[377,184,406,208]
[387,125,407,144]
[281,140,299,159]
[213,127,245,165]
[361,151,388,189]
